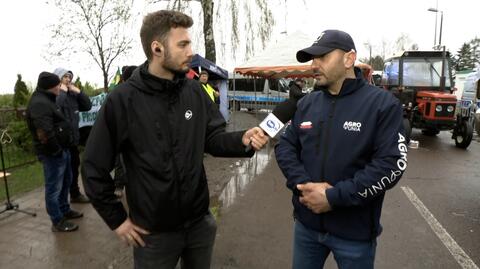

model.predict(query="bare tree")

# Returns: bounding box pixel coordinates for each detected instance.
[394,33,413,52]
[47,0,134,92]
[150,0,275,63]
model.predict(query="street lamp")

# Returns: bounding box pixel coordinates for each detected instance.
[428,8,443,49]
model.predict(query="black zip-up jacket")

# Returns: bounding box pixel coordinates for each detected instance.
[275,71,407,241]
[289,81,306,101]
[26,90,73,156]
[56,90,92,145]
[82,62,254,232]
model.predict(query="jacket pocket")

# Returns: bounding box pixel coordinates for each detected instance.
[55,121,73,148]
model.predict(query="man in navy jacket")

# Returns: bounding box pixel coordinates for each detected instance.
[275,30,407,269]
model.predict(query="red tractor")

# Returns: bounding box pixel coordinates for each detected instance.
[381,50,474,148]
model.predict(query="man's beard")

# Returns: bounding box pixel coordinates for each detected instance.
[162,48,190,75]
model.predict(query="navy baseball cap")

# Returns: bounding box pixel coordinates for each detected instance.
[296,30,356,63]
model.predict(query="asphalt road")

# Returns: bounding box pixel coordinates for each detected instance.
[212,129,480,269]
[1,111,478,269]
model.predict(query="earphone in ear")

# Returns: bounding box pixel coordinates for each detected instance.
[155,47,161,53]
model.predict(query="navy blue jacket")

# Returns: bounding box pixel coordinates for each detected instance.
[275,72,407,241]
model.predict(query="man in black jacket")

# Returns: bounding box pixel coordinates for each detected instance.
[82,10,268,269]
[26,72,83,232]
[54,67,92,204]
[289,78,307,102]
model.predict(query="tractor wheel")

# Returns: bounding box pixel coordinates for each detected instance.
[454,120,473,149]
[422,128,440,136]
[403,118,412,142]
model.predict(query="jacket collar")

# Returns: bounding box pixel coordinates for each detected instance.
[314,67,366,97]
[35,88,58,102]
[130,61,187,95]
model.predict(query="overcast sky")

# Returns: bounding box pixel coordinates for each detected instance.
[0,0,478,94]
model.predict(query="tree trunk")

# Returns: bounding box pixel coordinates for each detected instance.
[103,70,108,93]
[201,0,216,63]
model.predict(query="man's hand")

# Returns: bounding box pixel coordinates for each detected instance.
[60,83,68,92]
[297,182,333,214]
[242,127,269,151]
[114,218,150,247]
[67,84,81,93]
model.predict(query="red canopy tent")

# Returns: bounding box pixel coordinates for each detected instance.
[233,31,372,80]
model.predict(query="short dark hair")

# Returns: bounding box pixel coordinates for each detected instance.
[140,10,193,61]
[121,65,137,82]
[200,70,209,77]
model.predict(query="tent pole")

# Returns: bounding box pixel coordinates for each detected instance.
[232,72,236,130]
[254,77,257,116]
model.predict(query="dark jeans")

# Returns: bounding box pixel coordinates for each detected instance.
[39,150,72,224]
[293,220,377,269]
[134,212,217,269]
[68,146,81,197]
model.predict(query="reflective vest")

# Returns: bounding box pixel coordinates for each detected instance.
[202,83,216,102]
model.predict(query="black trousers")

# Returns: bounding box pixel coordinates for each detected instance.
[68,146,81,197]
[134,212,217,269]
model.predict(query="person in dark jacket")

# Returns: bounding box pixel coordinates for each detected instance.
[26,72,83,232]
[53,67,92,204]
[113,65,138,198]
[81,10,268,269]
[289,78,307,102]
[275,30,407,269]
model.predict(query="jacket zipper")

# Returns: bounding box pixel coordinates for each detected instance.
[162,97,183,224]
[320,97,337,180]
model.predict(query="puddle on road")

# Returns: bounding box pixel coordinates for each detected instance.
[218,149,272,208]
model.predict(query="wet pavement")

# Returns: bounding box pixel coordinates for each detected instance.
[0,188,132,269]
[1,111,480,268]
[0,111,265,269]
[212,128,480,269]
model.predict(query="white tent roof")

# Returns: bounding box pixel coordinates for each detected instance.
[234,31,315,78]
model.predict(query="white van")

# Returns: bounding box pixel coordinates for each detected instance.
[460,68,480,134]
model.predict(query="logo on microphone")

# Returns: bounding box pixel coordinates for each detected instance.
[266,119,280,131]
[185,110,193,120]
[259,113,285,138]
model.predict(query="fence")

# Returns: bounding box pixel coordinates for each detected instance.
[0,108,36,170]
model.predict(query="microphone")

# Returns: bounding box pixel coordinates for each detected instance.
[245,99,297,151]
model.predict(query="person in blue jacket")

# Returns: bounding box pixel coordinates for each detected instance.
[275,29,408,269]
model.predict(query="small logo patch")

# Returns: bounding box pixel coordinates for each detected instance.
[185,110,193,120]
[315,32,325,44]
[343,121,361,132]
[300,121,313,129]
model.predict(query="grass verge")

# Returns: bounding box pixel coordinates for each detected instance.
[0,161,43,202]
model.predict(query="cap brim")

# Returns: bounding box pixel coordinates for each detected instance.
[296,46,335,63]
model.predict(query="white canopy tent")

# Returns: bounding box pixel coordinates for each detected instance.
[234,31,314,79]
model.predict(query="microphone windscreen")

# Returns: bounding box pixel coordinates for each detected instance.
[271,99,297,123]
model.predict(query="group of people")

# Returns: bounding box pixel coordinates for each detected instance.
[25,9,407,269]
[26,68,92,232]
